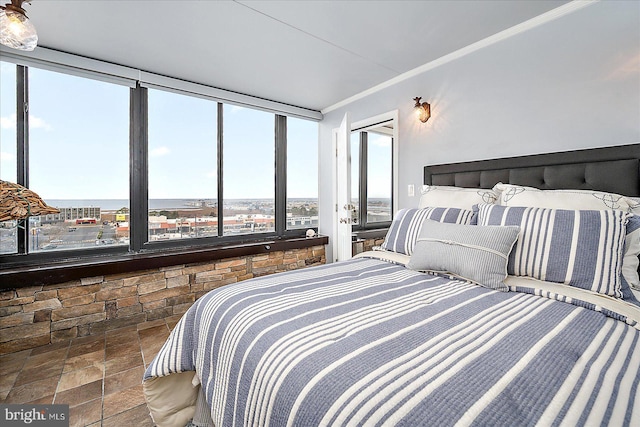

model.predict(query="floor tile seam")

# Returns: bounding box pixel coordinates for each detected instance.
[137,321,149,367]
[104,363,147,396]
[102,383,148,420]
[55,334,106,419]
[70,396,103,427]
[2,347,34,393]
[101,403,147,427]
[13,362,64,392]
[135,319,167,421]
[1,370,21,397]
[5,373,59,405]
[100,331,107,426]
[16,348,32,375]
[46,338,73,405]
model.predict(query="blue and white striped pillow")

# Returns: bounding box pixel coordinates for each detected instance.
[381,207,474,255]
[476,204,630,297]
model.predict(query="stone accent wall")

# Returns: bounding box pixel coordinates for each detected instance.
[0,245,326,355]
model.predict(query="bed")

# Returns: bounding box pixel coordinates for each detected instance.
[143,143,640,427]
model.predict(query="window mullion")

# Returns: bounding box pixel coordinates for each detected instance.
[391,136,395,219]
[130,84,148,252]
[359,132,368,228]
[275,115,287,236]
[217,103,224,237]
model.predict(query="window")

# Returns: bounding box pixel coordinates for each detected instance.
[286,117,318,230]
[28,68,130,252]
[0,61,320,265]
[223,105,275,235]
[366,131,392,224]
[0,63,129,255]
[351,125,393,229]
[148,89,218,241]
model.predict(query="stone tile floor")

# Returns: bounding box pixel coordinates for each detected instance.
[0,317,181,427]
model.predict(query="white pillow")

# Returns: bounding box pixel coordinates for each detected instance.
[419,185,497,210]
[493,183,638,213]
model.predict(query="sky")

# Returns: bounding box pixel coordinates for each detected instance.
[0,62,319,201]
[351,131,393,201]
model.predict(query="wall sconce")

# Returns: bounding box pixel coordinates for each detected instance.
[413,97,431,123]
[0,0,38,51]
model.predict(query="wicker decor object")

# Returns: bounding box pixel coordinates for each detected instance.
[0,180,59,222]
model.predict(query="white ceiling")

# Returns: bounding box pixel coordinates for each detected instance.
[25,0,569,112]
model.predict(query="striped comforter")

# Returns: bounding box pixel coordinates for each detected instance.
[144,257,640,426]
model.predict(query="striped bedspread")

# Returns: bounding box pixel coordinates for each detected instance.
[144,257,640,426]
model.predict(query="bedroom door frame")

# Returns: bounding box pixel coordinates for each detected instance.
[331,110,399,262]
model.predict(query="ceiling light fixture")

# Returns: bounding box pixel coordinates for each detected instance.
[0,0,37,51]
[413,97,431,123]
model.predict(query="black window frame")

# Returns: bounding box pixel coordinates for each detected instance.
[0,64,318,269]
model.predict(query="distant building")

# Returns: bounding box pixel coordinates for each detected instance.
[286,216,318,228]
[39,206,101,224]
[142,214,317,240]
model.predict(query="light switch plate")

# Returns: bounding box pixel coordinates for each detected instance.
[408,184,414,197]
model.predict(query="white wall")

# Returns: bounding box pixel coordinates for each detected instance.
[318,1,640,262]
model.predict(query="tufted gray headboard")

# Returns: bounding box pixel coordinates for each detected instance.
[424,144,640,196]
